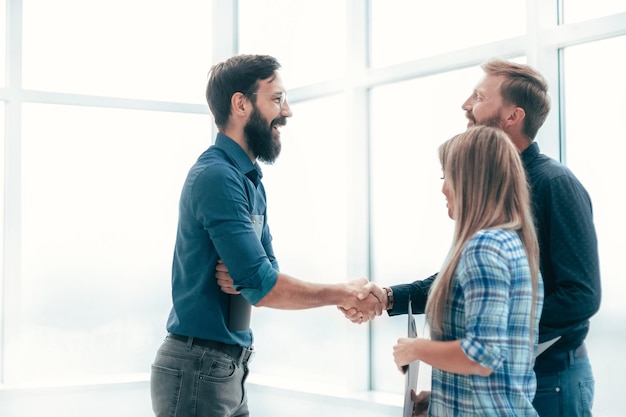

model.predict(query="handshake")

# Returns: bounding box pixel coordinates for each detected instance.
[215,261,427,383]
[214,260,389,323]
[336,280,390,324]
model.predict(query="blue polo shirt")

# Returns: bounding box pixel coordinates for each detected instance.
[166,133,279,347]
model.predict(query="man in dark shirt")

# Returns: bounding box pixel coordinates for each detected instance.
[347,58,601,417]
[150,54,381,417]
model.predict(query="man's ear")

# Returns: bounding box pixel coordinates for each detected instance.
[231,92,249,116]
[504,106,525,128]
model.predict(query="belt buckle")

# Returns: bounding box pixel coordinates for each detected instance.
[241,347,255,364]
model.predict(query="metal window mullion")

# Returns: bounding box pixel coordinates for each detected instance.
[2,0,24,385]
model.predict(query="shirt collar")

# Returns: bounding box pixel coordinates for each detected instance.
[520,141,540,169]
[215,133,263,186]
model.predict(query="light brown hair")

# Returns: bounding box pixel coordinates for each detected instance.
[482,58,551,140]
[426,126,540,338]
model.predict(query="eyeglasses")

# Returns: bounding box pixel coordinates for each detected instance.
[250,92,288,109]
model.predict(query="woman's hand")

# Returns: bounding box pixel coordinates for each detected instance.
[393,337,419,373]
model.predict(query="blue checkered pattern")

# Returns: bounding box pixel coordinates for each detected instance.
[428,229,544,417]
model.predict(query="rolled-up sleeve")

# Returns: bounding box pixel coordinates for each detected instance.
[239,262,278,305]
[457,235,511,370]
[191,161,278,305]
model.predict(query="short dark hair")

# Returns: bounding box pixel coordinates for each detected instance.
[206,54,282,129]
[482,58,551,140]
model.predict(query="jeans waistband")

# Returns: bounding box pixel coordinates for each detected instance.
[534,342,587,373]
[167,333,255,364]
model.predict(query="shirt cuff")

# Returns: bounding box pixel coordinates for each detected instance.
[239,262,278,305]
[460,338,504,370]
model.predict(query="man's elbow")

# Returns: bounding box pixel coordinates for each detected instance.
[253,290,277,308]
[254,297,269,308]
[252,275,280,308]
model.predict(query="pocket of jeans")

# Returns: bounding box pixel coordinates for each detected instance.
[201,359,236,381]
[533,373,561,416]
[150,364,183,417]
[579,378,594,416]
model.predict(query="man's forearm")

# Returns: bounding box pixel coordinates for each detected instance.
[257,273,381,317]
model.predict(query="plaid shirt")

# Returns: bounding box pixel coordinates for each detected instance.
[429,229,543,417]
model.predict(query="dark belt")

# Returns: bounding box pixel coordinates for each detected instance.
[167,333,255,364]
[534,343,587,373]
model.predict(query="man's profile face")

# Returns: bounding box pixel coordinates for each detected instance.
[462,74,508,130]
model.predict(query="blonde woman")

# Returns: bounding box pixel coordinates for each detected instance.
[393,126,543,416]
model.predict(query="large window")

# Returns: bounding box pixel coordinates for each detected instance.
[2,0,213,387]
[1,1,625,417]
[237,0,371,394]
[251,95,373,392]
[10,104,208,384]
[232,2,626,416]
[563,0,626,23]
[22,0,211,102]
[370,0,526,68]
[0,104,4,345]
[238,0,348,89]
[562,35,626,415]
[369,66,479,393]
[0,0,5,86]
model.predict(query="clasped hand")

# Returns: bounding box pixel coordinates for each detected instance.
[342,277,384,322]
[338,282,387,324]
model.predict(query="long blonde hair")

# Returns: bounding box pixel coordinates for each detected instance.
[425,126,540,337]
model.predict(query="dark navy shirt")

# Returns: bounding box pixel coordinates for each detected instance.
[165,133,279,347]
[390,142,601,353]
[520,142,600,350]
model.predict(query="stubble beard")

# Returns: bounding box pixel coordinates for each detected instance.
[474,110,505,130]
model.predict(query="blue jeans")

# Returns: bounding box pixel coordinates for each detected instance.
[533,345,594,417]
[150,335,253,417]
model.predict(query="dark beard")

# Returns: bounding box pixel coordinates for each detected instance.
[244,108,283,164]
